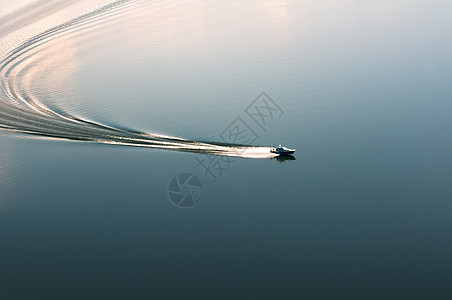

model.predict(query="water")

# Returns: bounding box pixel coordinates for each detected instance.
[1,0,452,298]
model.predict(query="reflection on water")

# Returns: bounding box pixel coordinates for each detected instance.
[272,154,296,163]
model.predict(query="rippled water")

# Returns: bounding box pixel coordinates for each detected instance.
[1,0,452,298]
[0,0,276,158]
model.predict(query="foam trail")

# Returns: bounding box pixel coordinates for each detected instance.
[0,0,276,159]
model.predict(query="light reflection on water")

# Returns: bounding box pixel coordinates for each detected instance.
[1,0,279,158]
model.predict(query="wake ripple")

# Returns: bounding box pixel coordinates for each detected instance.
[0,0,275,159]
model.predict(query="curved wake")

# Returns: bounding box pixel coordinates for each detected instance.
[0,0,275,159]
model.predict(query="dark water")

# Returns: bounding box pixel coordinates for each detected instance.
[1,0,452,298]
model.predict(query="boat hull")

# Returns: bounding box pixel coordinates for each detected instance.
[270,150,295,155]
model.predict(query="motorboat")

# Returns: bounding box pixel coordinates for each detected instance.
[270,144,295,155]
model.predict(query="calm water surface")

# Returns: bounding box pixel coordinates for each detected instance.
[1,0,452,298]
